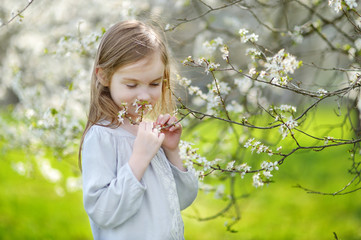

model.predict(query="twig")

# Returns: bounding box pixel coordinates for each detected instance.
[167,0,243,31]
[1,0,35,29]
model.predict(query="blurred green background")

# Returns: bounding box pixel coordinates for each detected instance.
[1,1,360,239]
[1,108,360,240]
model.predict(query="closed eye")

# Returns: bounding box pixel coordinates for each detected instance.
[150,82,161,87]
[126,84,137,88]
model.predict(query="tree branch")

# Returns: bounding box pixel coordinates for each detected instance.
[167,0,243,31]
[1,0,35,29]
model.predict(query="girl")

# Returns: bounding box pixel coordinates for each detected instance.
[79,20,198,240]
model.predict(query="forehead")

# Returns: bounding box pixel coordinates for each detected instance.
[113,52,165,82]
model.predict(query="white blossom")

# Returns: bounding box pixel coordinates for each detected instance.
[280,117,299,139]
[220,45,229,60]
[324,136,334,145]
[245,48,262,60]
[238,164,251,179]
[214,81,231,95]
[226,160,236,170]
[276,104,297,113]
[177,75,192,87]
[226,100,244,113]
[251,141,261,153]
[289,26,303,44]
[37,158,62,183]
[205,62,220,74]
[182,56,193,65]
[198,182,214,194]
[345,0,358,8]
[244,138,255,148]
[252,173,264,188]
[263,171,273,178]
[188,86,207,100]
[234,77,253,94]
[261,161,279,172]
[316,88,328,97]
[133,99,152,114]
[38,109,56,128]
[213,37,224,46]
[118,109,126,124]
[66,177,82,192]
[249,67,257,76]
[328,0,342,12]
[165,24,173,31]
[25,109,36,119]
[203,37,224,53]
[12,162,27,175]
[348,47,356,60]
[214,184,225,199]
[264,49,301,86]
[195,57,206,66]
[247,33,259,42]
[238,28,249,36]
[239,28,259,43]
[347,70,361,84]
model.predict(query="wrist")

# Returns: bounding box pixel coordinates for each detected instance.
[129,152,152,181]
[163,147,186,172]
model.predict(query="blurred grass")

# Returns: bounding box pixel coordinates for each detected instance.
[0,149,91,240]
[181,105,361,240]
[1,106,361,239]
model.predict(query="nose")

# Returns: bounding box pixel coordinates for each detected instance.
[137,88,151,102]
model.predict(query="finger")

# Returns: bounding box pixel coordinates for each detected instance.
[164,116,177,129]
[153,121,161,130]
[156,114,164,125]
[168,116,177,125]
[159,114,171,125]
[144,121,152,132]
[138,121,146,131]
[158,132,165,142]
[152,125,159,135]
[169,122,181,132]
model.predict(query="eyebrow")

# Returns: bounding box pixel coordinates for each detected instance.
[122,76,163,83]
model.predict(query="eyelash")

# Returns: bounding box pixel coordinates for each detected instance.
[126,83,161,88]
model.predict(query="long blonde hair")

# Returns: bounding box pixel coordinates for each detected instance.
[79,20,175,170]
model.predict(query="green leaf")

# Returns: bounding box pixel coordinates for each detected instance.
[50,108,58,116]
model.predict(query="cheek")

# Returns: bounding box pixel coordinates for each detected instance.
[153,87,162,100]
[109,85,129,104]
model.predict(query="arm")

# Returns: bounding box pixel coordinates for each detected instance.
[129,121,165,180]
[156,114,198,209]
[163,147,186,171]
[156,114,185,171]
[82,127,146,229]
[169,162,198,210]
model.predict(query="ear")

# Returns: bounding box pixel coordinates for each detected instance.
[96,68,110,87]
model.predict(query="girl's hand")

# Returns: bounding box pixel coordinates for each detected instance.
[132,121,165,164]
[129,121,165,181]
[155,114,186,171]
[156,114,182,151]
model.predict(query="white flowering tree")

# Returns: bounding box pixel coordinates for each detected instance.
[1,0,360,232]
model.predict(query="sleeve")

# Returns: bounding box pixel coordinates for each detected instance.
[169,163,198,210]
[81,127,146,229]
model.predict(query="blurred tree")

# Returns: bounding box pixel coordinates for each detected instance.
[0,0,360,232]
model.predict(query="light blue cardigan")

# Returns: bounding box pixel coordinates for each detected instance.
[82,124,198,240]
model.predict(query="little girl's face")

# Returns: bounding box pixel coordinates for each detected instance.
[109,51,165,118]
